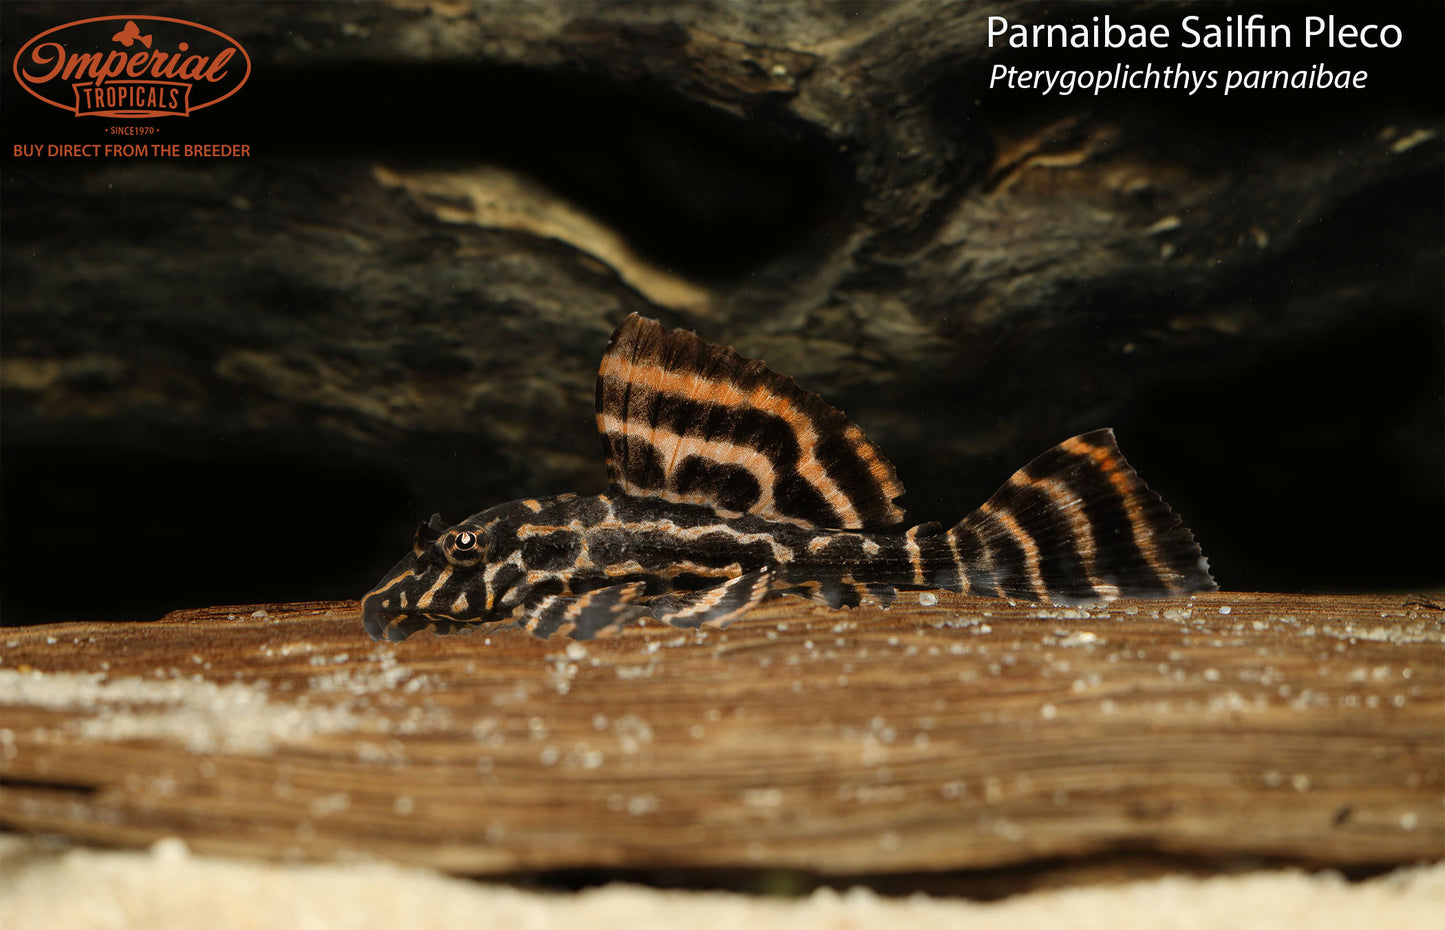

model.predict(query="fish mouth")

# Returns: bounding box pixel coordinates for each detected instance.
[363,561,490,642]
[362,588,412,642]
[363,594,494,642]
[362,557,428,642]
[362,588,467,642]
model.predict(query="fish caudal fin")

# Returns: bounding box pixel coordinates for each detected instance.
[947,429,1215,602]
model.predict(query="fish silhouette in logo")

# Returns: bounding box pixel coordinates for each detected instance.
[111,21,152,48]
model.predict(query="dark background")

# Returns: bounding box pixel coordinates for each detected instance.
[2,1,1442,626]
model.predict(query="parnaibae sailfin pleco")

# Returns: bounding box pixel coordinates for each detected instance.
[364,315,1214,641]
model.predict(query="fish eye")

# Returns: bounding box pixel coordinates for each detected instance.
[453,531,477,551]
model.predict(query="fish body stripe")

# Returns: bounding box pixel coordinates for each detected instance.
[415,565,453,609]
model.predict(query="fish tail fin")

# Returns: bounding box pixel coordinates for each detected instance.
[945,429,1216,602]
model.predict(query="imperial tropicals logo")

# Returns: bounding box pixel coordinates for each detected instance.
[13,15,250,118]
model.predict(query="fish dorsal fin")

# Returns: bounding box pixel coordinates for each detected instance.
[596,314,905,529]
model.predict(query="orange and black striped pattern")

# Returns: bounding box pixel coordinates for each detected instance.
[596,314,904,530]
[362,315,1215,642]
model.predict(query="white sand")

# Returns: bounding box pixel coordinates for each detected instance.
[2,835,1441,930]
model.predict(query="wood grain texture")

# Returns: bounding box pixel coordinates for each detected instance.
[1,592,1440,876]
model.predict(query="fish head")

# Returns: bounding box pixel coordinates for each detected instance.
[362,513,497,641]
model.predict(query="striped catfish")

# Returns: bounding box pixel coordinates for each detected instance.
[363,314,1215,641]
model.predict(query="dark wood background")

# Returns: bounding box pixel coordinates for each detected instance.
[1,1,1441,625]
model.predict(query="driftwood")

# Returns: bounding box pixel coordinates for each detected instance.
[1,592,1440,878]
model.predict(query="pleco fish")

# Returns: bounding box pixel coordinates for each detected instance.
[363,314,1215,642]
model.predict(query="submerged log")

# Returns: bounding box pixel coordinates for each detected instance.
[1,592,1440,876]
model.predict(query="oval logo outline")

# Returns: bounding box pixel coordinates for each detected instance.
[12,14,251,118]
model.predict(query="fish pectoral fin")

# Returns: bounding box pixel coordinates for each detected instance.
[369,612,477,643]
[649,568,774,630]
[513,582,651,640]
[778,577,893,610]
